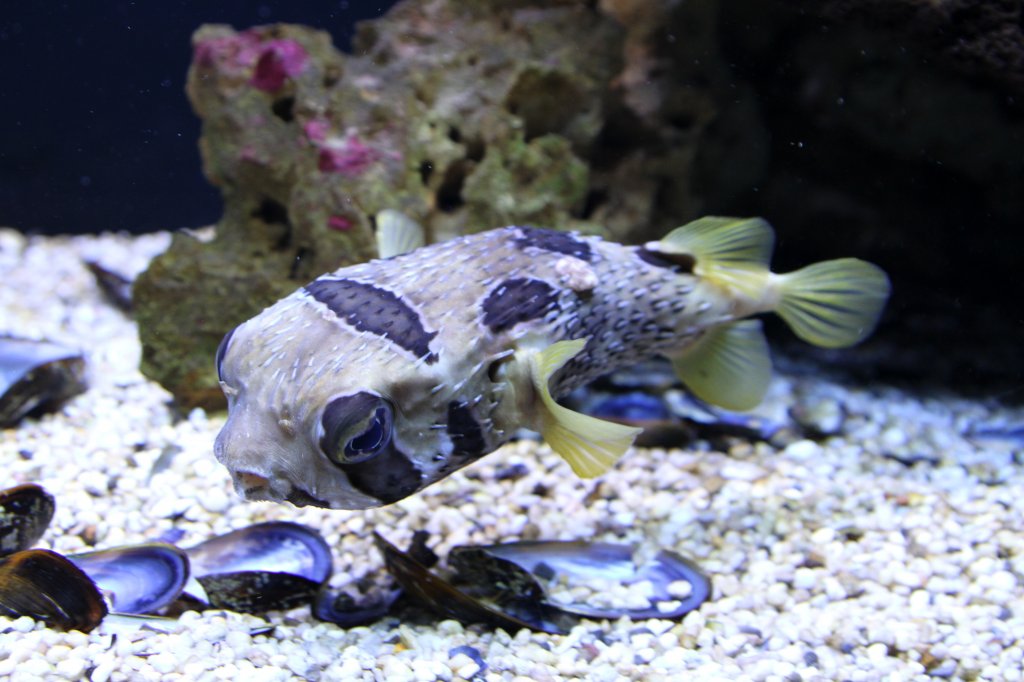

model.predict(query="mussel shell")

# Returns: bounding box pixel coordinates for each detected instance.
[312,584,402,628]
[0,337,86,427]
[0,549,108,632]
[197,572,321,613]
[450,541,711,620]
[69,543,189,614]
[185,521,332,613]
[373,533,570,634]
[84,260,134,313]
[584,392,697,448]
[0,483,55,557]
[665,390,784,441]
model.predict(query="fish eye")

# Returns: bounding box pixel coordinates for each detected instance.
[344,406,391,459]
[320,393,394,465]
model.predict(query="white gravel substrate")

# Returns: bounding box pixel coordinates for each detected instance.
[1,228,1022,682]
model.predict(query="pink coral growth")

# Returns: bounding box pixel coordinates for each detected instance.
[327,215,354,231]
[193,31,263,75]
[251,40,309,91]
[303,119,330,144]
[317,135,380,176]
[192,30,307,92]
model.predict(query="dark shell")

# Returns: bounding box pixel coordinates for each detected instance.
[372,532,571,634]
[0,337,87,427]
[0,483,55,557]
[69,543,189,615]
[567,357,786,447]
[450,540,711,621]
[665,391,784,441]
[0,549,108,632]
[84,260,134,313]
[313,530,429,627]
[965,420,1024,445]
[311,585,402,628]
[588,392,672,422]
[185,521,332,613]
[195,572,321,613]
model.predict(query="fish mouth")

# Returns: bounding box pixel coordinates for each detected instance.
[283,487,331,508]
[231,469,292,504]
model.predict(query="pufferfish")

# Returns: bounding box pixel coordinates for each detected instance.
[214,214,889,509]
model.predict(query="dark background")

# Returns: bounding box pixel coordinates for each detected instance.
[0,1,397,234]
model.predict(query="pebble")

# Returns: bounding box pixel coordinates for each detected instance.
[1,230,1022,680]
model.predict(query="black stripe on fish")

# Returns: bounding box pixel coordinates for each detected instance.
[481,278,560,333]
[337,446,424,505]
[305,279,438,363]
[634,246,694,273]
[447,401,486,456]
[514,226,592,262]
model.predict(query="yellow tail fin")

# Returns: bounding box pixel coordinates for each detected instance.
[774,258,890,348]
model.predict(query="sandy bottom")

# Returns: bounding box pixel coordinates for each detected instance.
[1,228,1022,681]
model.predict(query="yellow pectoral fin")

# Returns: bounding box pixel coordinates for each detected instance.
[529,339,643,478]
[671,319,772,411]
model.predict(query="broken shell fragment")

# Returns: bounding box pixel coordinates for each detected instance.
[0,337,86,427]
[84,260,134,313]
[449,540,711,621]
[373,532,570,634]
[69,543,190,615]
[0,549,108,632]
[0,483,55,557]
[583,391,697,448]
[185,521,332,613]
[311,584,402,628]
[665,390,784,441]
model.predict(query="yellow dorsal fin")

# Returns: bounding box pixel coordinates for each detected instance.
[657,217,774,270]
[652,216,776,297]
[529,339,642,477]
[671,320,772,411]
[773,258,890,348]
[376,209,425,259]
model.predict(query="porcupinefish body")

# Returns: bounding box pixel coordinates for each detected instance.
[214,215,889,509]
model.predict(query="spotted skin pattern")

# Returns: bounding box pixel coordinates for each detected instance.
[215,226,733,509]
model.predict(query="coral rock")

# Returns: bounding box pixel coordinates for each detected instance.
[135,0,734,408]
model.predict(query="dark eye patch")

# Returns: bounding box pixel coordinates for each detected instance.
[339,446,424,505]
[319,392,424,504]
[215,326,237,382]
[447,401,486,457]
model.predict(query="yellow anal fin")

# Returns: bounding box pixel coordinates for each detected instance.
[671,320,772,411]
[529,339,642,478]
[774,258,890,348]
[376,209,425,259]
